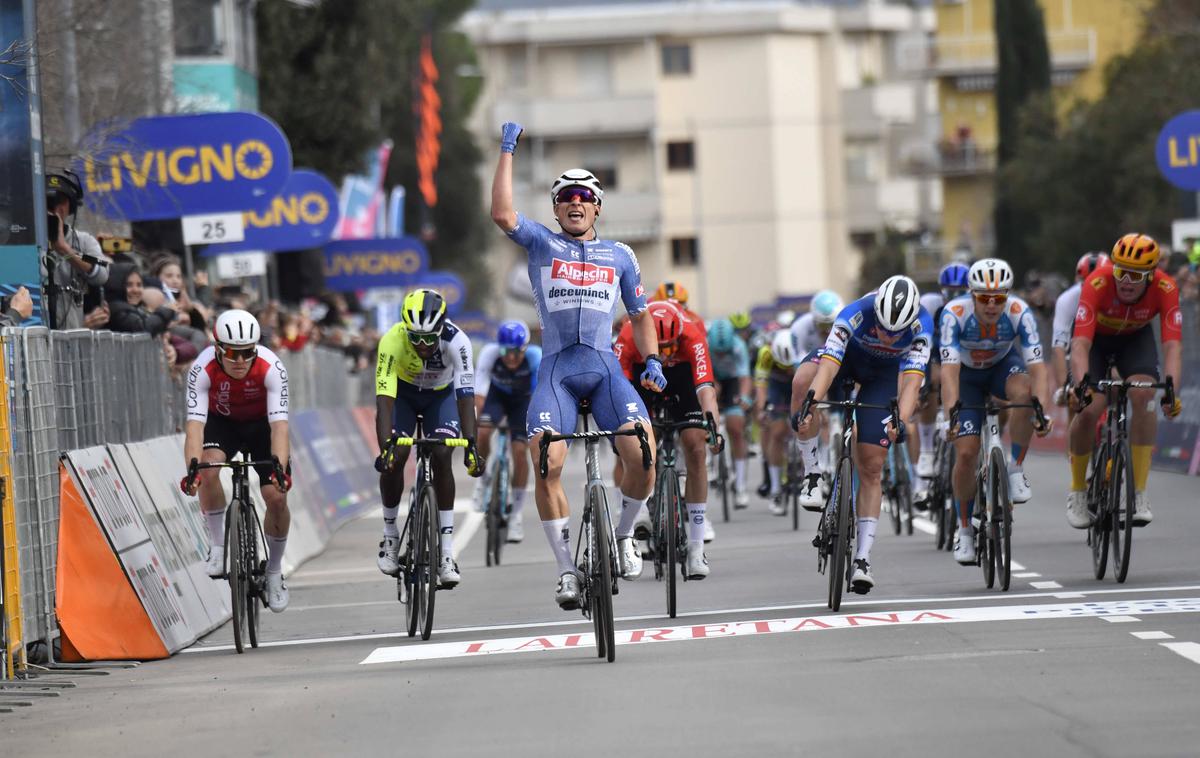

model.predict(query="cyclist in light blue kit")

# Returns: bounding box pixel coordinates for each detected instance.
[474,320,543,543]
[491,121,662,610]
[793,276,933,594]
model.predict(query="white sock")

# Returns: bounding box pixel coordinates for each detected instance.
[687,502,706,543]
[616,495,646,538]
[919,423,934,454]
[855,517,878,561]
[768,465,782,494]
[204,509,226,549]
[542,517,575,576]
[734,459,747,490]
[266,534,287,573]
[382,505,400,538]
[798,436,820,472]
[511,489,526,518]
[438,510,454,558]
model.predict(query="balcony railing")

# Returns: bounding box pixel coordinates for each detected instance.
[492,93,655,138]
[932,29,1095,75]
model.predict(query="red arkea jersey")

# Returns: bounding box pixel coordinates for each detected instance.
[614,314,713,388]
[1073,263,1182,342]
[186,345,289,423]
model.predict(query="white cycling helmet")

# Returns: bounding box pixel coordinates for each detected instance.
[212,309,260,347]
[550,168,604,205]
[775,309,796,328]
[769,330,797,366]
[968,258,1014,293]
[874,275,921,332]
[810,290,844,325]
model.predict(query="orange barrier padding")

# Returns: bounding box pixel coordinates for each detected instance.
[55,466,167,661]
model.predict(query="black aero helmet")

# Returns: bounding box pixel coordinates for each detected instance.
[46,171,84,214]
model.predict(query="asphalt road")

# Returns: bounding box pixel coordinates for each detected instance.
[5,449,1200,757]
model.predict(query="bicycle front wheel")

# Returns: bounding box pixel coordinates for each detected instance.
[989,448,1012,591]
[485,466,502,567]
[885,452,902,536]
[226,503,246,654]
[419,488,439,640]
[1088,446,1110,580]
[404,496,424,638]
[719,447,731,523]
[897,450,914,537]
[588,483,616,662]
[662,469,681,619]
[1110,442,1135,583]
[979,474,994,589]
[829,457,852,612]
[242,505,262,648]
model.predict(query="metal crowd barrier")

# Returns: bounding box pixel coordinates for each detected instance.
[0,333,369,672]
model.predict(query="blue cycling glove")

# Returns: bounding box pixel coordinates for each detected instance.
[500,122,524,154]
[641,357,667,392]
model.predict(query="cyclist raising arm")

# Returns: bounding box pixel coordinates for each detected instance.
[181,310,293,612]
[374,290,483,589]
[491,121,660,611]
[1067,234,1182,528]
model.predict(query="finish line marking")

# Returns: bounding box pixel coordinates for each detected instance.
[360,597,1200,665]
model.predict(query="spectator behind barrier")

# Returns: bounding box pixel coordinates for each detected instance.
[106,266,176,337]
[0,287,34,328]
[150,254,211,330]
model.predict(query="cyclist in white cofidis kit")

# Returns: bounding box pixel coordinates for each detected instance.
[491,120,661,611]
[180,309,293,613]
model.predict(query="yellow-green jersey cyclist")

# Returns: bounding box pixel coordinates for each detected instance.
[374,289,484,589]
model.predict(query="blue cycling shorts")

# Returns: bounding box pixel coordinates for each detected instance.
[480,389,531,442]
[827,343,910,449]
[955,350,1027,438]
[527,345,648,436]
[391,382,461,439]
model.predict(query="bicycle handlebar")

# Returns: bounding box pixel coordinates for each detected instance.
[796,389,896,431]
[1074,373,1175,410]
[537,422,652,479]
[948,397,1049,434]
[390,436,470,448]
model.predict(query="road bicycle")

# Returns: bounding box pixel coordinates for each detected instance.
[1076,370,1173,584]
[800,385,897,612]
[480,424,511,566]
[538,402,651,662]
[882,432,915,536]
[192,455,277,654]
[949,398,1047,591]
[385,429,470,641]
[648,399,720,618]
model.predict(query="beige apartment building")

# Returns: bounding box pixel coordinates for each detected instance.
[461,0,939,320]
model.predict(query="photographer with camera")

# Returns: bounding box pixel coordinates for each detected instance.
[44,171,110,329]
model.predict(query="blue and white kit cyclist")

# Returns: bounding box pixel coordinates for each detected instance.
[793,276,933,593]
[939,259,1052,564]
[474,320,543,543]
[914,262,970,484]
[708,317,753,507]
[491,120,663,610]
[790,289,844,355]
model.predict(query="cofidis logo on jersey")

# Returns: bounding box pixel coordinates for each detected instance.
[203,169,340,256]
[1156,110,1200,191]
[75,112,292,221]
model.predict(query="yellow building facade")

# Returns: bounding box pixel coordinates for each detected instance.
[935,0,1150,258]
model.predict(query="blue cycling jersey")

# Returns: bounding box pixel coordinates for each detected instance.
[822,294,933,375]
[712,335,750,381]
[939,295,1043,370]
[475,343,542,396]
[507,214,647,355]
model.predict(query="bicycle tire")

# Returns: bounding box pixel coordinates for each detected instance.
[420,487,439,641]
[485,466,501,567]
[663,468,680,619]
[931,448,948,550]
[404,494,423,638]
[497,451,510,548]
[829,457,852,612]
[897,451,914,537]
[941,445,957,552]
[589,482,617,662]
[989,447,1012,591]
[583,496,605,659]
[1088,445,1110,580]
[1111,442,1135,584]
[243,506,261,648]
[719,446,731,523]
[226,502,246,654]
[979,468,994,589]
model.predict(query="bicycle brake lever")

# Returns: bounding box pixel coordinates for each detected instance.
[636,422,652,470]
[538,434,550,479]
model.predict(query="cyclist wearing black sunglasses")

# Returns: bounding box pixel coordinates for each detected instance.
[182,309,293,612]
[492,120,662,610]
[1067,233,1182,529]
[374,289,484,589]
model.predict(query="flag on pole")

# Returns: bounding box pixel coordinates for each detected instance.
[414,34,441,209]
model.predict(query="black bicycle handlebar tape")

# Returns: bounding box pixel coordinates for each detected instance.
[1075,373,1092,408]
[1164,376,1176,407]
[187,457,199,478]
[635,422,652,471]
[703,412,723,451]
[797,389,816,432]
[1030,397,1049,432]
[538,434,551,480]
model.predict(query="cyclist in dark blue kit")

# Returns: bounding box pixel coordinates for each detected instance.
[491,121,663,610]
[474,320,543,542]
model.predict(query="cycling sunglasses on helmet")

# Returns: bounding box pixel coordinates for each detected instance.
[407,330,439,347]
[1113,265,1151,284]
[220,345,257,362]
[554,187,598,205]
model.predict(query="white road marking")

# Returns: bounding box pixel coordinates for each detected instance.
[1100,615,1141,623]
[1013,572,1041,578]
[1132,631,1173,640]
[1010,561,1027,571]
[360,597,1200,665]
[1160,642,1200,665]
[182,582,1200,654]
[1030,581,1062,589]
[910,516,937,535]
[453,512,484,560]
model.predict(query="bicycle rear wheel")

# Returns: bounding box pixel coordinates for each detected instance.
[588,483,616,662]
[989,448,1012,591]
[662,469,681,619]
[719,447,731,523]
[242,505,262,648]
[419,488,439,640]
[226,503,246,654]
[1110,442,1135,583]
[828,457,852,612]
[1088,447,1110,580]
